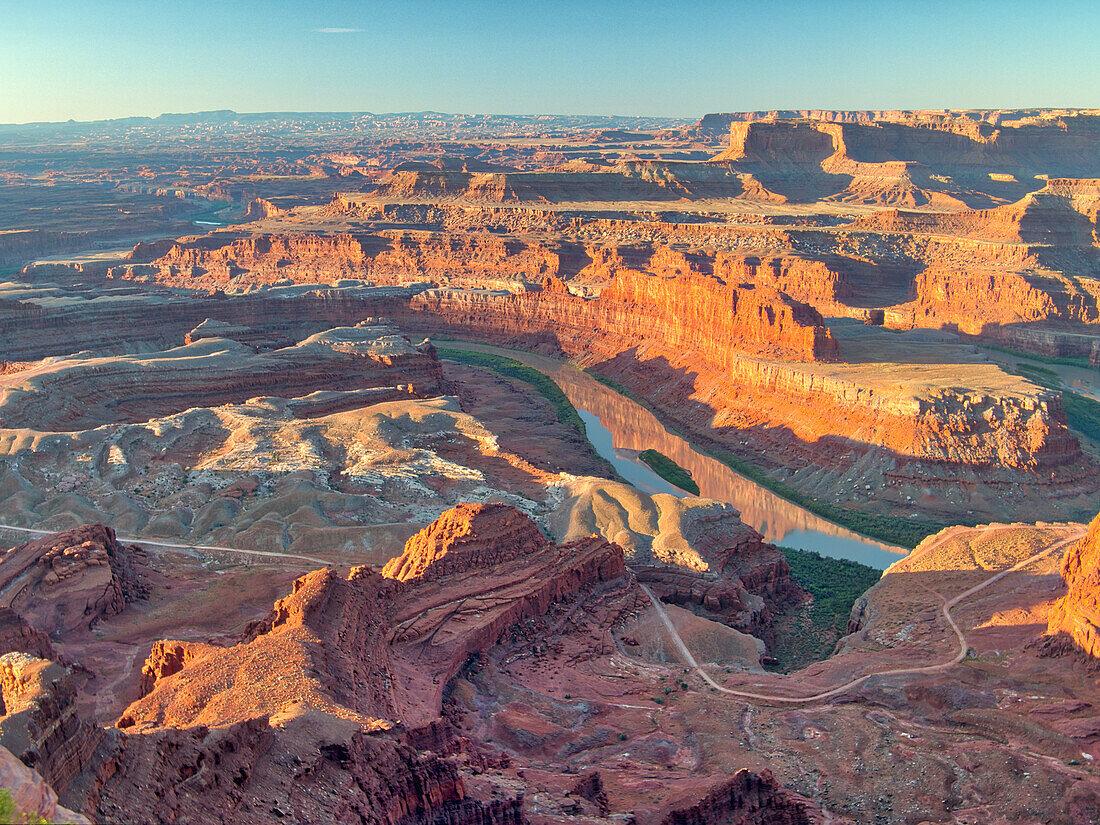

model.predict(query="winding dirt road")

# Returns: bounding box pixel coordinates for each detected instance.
[0,522,333,566]
[640,528,1084,704]
[0,517,1082,707]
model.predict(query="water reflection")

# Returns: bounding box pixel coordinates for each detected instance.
[982,348,1100,402]
[452,343,907,569]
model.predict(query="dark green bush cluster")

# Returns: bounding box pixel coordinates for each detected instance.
[638,449,700,495]
[780,546,881,633]
[1010,362,1100,443]
[1063,391,1100,443]
[982,344,1091,369]
[438,347,588,435]
[0,789,49,824]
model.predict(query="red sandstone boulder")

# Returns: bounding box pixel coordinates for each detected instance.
[0,524,147,637]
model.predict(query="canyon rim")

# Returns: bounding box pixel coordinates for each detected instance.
[1,1,1100,823]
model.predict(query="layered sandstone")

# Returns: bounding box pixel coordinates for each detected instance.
[101,505,632,822]
[0,229,92,267]
[550,482,804,634]
[589,338,1083,477]
[1046,512,1100,659]
[406,283,1082,477]
[0,271,1089,520]
[382,505,629,722]
[0,322,443,431]
[0,609,56,662]
[711,113,1100,181]
[381,502,549,582]
[408,270,836,363]
[109,563,524,822]
[659,769,815,825]
[0,524,146,636]
[119,565,400,730]
[848,179,1100,246]
[0,653,102,801]
[113,230,565,289]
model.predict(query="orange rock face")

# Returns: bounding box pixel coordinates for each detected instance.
[120,506,631,734]
[114,230,565,288]
[97,506,639,822]
[409,269,836,363]
[120,565,399,731]
[381,502,549,582]
[1046,511,1100,659]
[0,653,102,805]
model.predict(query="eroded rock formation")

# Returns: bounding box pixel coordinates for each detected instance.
[658,769,815,825]
[1046,511,1100,660]
[0,609,56,662]
[0,322,444,432]
[0,653,102,802]
[0,524,146,635]
[381,502,549,582]
[95,506,632,821]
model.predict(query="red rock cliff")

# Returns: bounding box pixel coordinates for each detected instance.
[382,502,550,581]
[409,269,837,363]
[1046,512,1100,660]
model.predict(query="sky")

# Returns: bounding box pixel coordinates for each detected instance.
[1,0,1098,123]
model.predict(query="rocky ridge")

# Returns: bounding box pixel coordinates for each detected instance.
[0,523,146,636]
[0,321,444,432]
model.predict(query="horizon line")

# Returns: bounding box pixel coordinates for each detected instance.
[4,106,1100,129]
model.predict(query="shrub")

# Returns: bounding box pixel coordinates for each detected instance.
[639,449,699,495]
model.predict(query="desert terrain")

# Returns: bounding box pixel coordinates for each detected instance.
[0,108,1098,823]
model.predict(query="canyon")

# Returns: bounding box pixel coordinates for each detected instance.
[0,107,1098,823]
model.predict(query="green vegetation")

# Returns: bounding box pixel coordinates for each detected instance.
[766,547,882,671]
[780,547,881,633]
[438,346,588,434]
[1013,362,1060,382]
[0,789,48,824]
[981,344,1092,370]
[1063,391,1100,443]
[638,449,700,495]
[187,199,232,224]
[588,371,945,548]
[1008,362,1100,443]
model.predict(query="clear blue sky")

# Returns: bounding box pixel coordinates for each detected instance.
[1,0,1098,123]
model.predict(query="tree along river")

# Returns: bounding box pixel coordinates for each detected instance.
[447,342,908,570]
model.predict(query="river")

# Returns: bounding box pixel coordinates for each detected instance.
[982,347,1100,402]
[445,342,907,569]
